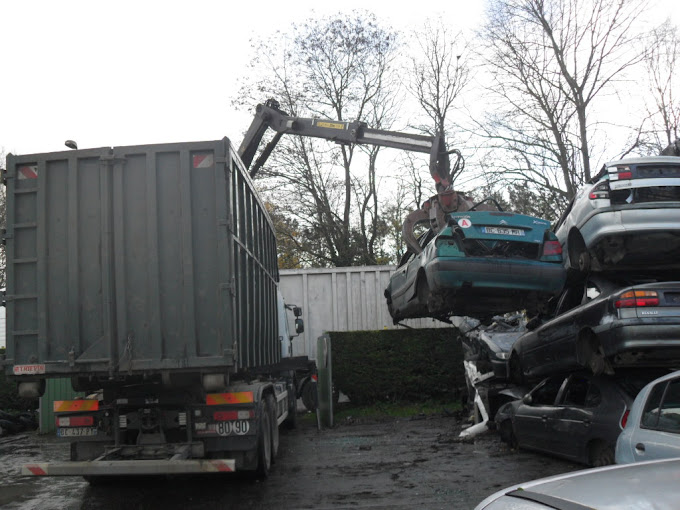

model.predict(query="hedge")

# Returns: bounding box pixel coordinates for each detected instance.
[329,328,465,405]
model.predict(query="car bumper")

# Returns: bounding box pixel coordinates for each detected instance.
[600,319,680,366]
[579,203,680,247]
[425,257,566,294]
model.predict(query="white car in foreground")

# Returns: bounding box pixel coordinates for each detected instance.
[616,369,680,464]
[475,458,680,509]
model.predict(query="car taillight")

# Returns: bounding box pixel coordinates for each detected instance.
[589,181,610,200]
[542,240,562,256]
[56,415,95,427]
[615,290,659,308]
[621,409,630,429]
[610,166,632,180]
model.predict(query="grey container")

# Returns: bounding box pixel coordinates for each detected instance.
[4,139,279,381]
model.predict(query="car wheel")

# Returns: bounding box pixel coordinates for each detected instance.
[568,230,590,274]
[589,441,614,467]
[509,353,525,385]
[578,251,591,273]
[500,420,518,449]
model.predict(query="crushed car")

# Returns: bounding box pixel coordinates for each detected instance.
[495,370,664,467]
[385,210,566,323]
[508,274,680,384]
[554,156,680,274]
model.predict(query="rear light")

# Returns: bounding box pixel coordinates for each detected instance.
[214,410,254,421]
[589,181,610,200]
[610,165,632,180]
[615,290,659,308]
[621,409,630,429]
[542,240,562,256]
[56,415,95,427]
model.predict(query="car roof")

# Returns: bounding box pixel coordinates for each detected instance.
[475,458,680,509]
[605,155,680,167]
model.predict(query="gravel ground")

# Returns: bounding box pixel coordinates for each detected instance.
[0,411,582,510]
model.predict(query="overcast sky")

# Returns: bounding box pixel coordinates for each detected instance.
[0,0,491,157]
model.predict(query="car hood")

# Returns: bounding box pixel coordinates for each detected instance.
[475,458,680,510]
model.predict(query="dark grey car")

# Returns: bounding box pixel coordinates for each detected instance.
[495,371,663,466]
[508,275,680,384]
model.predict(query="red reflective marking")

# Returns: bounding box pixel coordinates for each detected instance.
[26,465,47,476]
[214,461,233,472]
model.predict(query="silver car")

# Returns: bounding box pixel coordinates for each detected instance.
[616,369,680,464]
[554,156,680,274]
[475,458,680,509]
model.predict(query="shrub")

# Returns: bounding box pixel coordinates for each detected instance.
[330,328,465,405]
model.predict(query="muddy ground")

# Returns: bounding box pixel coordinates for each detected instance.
[0,411,581,510]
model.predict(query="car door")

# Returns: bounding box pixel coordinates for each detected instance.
[630,377,680,462]
[549,374,598,461]
[523,285,585,373]
[513,376,568,452]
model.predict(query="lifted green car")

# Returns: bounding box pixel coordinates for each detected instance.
[385,210,566,323]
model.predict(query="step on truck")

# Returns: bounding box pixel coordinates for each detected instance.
[3,138,311,480]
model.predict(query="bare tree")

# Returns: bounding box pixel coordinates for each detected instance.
[236,13,400,267]
[644,19,680,152]
[408,19,471,186]
[480,0,647,206]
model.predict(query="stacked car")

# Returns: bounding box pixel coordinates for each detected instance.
[486,155,680,465]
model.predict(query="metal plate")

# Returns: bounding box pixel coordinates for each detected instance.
[56,427,98,438]
[483,226,525,236]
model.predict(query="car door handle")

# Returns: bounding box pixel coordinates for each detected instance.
[542,415,548,421]
[635,443,646,452]
[583,419,591,426]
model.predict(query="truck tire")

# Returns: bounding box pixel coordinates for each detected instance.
[265,393,279,460]
[256,400,272,478]
[301,379,318,411]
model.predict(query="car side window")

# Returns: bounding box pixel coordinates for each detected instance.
[562,376,589,406]
[584,384,602,408]
[532,377,565,406]
[641,382,667,428]
[555,285,585,316]
[585,280,602,301]
[658,380,680,433]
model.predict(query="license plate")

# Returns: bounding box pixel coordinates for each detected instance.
[196,420,252,437]
[483,226,525,236]
[57,427,98,437]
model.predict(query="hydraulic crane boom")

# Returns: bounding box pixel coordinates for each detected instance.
[238,98,479,255]
[237,99,458,193]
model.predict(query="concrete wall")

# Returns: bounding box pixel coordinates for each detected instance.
[279,265,452,360]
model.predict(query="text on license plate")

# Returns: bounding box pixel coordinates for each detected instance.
[483,226,525,236]
[57,427,98,437]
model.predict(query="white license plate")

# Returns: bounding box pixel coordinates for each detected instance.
[57,427,98,437]
[198,421,252,437]
[483,226,525,236]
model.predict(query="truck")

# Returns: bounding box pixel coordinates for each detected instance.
[4,138,313,480]
[3,100,463,480]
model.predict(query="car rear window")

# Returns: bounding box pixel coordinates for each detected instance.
[611,186,680,205]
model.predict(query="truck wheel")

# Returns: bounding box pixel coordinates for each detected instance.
[283,388,297,429]
[301,380,318,411]
[266,394,279,460]
[256,400,272,478]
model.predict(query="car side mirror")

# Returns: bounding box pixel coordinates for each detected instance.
[522,394,533,405]
[295,318,304,334]
[293,306,302,317]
